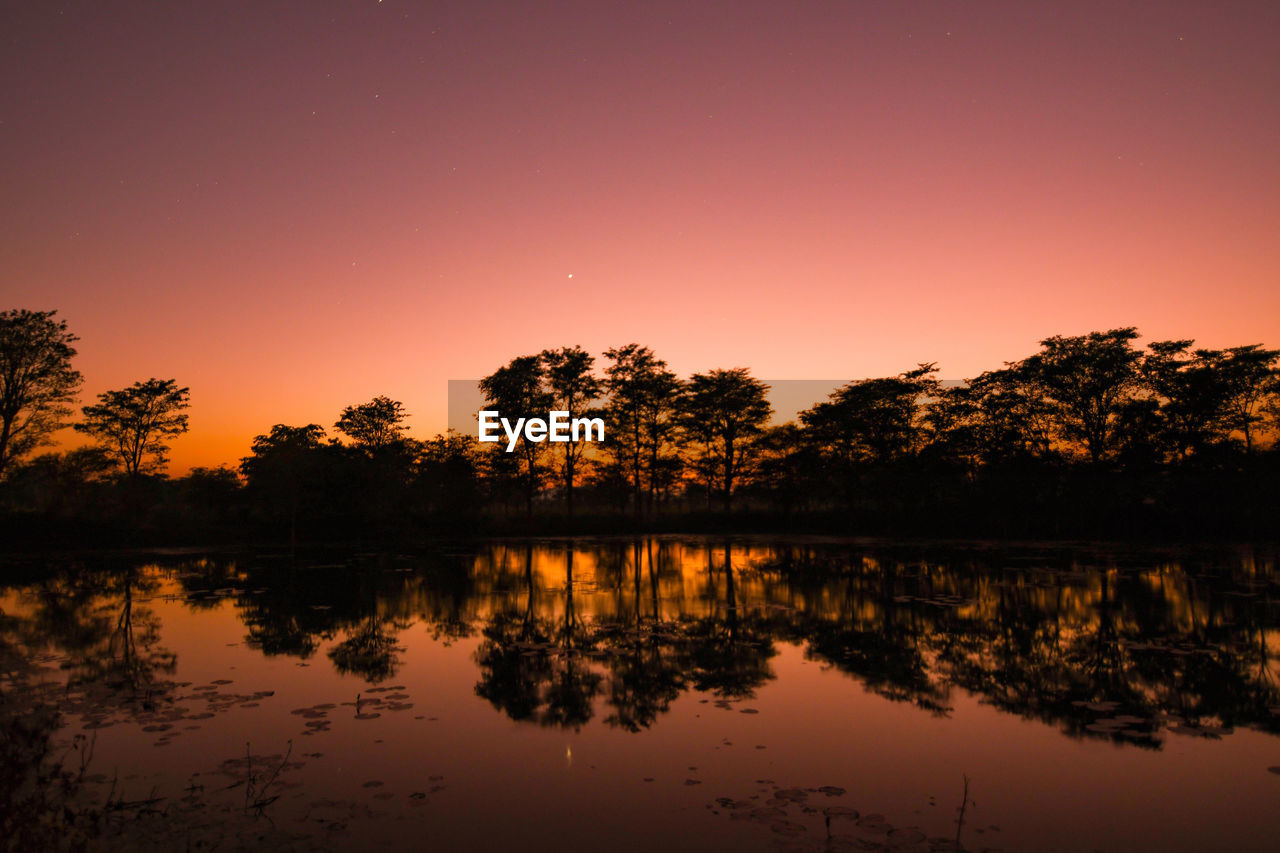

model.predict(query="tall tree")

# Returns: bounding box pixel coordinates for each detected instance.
[335,395,410,450]
[0,309,83,477]
[75,378,190,477]
[639,367,682,514]
[240,423,327,546]
[1141,340,1232,460]
[678,368,771,511]
[1217,345,1280,453]
[752,423,813,514]
[802,366,939,465]
[603,344,679,516]
[540,346,602,516]
[1019,328,1143,465]
[480,356,552,517]
[800,366,937,508]
[964,365,1057,464]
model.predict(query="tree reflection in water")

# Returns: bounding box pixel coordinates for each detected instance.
[2,539,1277,745]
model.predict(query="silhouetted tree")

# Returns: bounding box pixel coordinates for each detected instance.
[335,395,409,450]
[174,466,242,529]
[920,384,983,474]
[800,365,937,510]
[480,355,552,517]
[965,365,1057,464]
[603,344,680,516]
[74,378,190,478]
[0,310,83,477]
[1020,328,1142,465]
[1216,345,1280,453]
[803,366,938,464]
[1,447,113,516]
[540,346,601,515]
[752,423,813,514]
[239,423,327,545]
[678,369,771,511]
[1142,341,1233,460]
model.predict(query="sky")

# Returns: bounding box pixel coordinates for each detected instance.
[3,0,1278,471]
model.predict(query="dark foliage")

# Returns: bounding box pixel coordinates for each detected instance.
[1,324,1278,546]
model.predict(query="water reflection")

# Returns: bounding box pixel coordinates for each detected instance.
[13,562,176,704]
[4,539,1278,746]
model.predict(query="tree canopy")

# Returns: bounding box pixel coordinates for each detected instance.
[0,309,83,476]
[335,395,409,449]
[75,378,190,477]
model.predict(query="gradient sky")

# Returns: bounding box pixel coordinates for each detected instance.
[3,1,1278,471]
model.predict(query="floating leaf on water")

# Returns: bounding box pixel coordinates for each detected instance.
[739,708,760,714]
[1267,767,1280,775]
[354,713,381,720]
[362,781,384,788]
[824,806,858,819]
[818,786,846,796]
[775,788,808,801]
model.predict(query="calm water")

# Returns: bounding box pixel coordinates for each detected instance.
[3,537,1280,851]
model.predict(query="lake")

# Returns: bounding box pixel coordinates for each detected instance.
[3,536,1279,851]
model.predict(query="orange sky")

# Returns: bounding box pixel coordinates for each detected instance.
[3,1,1277,472]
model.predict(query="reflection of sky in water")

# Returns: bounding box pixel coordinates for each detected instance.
[3,538,1279,851]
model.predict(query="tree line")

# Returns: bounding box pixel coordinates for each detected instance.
[2,309,1278,543]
